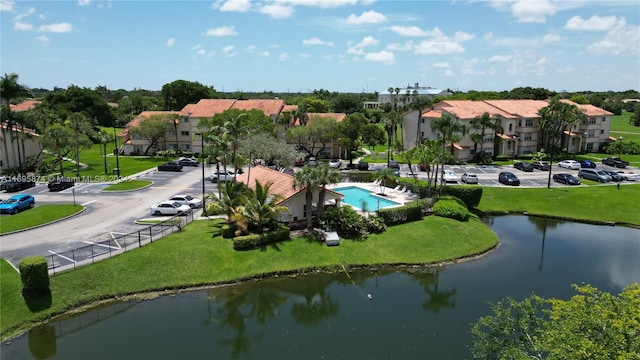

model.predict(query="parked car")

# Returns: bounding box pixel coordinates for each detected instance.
[513,162,534,172]
[294,159,305,167]
[168,194,203,208]
[558,160,581,170]
[150,201,192,216]
[531,161,550,171]
[209,171,236,182]
[601,170,623,182]
[461,172,479,184]
[578,159,597,168]
[553,173,581,185]
[307,157,317,166]
[328,159,343,168]
[602,157,629,168]
[158,162,183,172]
[0,194,35,214]
[443,170,458,183]
[48,177,75,192]
[0,176,11,190]
[176,158,199,167]
[2,179,36,193]
[419,163,430,172]
[357,161,369,171]
[578,168,611,183]
[616,171,640,181]
[389,160,400,170]
[498,172,520,186]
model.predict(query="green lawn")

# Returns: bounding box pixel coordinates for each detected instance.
[1,215,497,339]
[102,179,153,191]
[0,205,83,234]
[478,186,640,226]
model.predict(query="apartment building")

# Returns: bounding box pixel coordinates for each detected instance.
[403,99,614,162]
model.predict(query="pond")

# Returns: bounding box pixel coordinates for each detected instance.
[2,216,639,360]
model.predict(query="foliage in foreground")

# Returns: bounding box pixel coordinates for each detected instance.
[471,283,640,360]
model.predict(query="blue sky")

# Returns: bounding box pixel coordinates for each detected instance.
[1,0,639,94]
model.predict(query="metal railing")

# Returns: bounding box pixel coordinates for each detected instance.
[47,212,195,275]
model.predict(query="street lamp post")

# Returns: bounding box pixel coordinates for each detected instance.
[196,133,207,216]
[113,124,121,179]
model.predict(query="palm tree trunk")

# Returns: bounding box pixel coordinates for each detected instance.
[1,124,11,170]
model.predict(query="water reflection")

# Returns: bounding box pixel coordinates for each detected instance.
[3,216,639,360]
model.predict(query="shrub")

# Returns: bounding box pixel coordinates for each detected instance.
[320,206,366,239]
[19,256,50,296]
[233,225,290,250]
[442,186,482,209]
[432,199,470,221]
[364,215,386,234]
[377,203,423,226]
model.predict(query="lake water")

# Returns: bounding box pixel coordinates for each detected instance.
[2,216,639,360]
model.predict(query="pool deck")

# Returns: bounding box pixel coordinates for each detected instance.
[328,182,416,210]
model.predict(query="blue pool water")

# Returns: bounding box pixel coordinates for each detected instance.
[333,186,400,210]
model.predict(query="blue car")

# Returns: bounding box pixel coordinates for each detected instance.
[0,194,35,214]
[579,160,597,168]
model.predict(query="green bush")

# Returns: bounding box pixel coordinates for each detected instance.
[19,256,50,296]
[432,199,470,221]
[377,203,423,226]
[220,224,237,238]
[364,215,386,234]
[233,225,290,250]
[320,206,366,239]
[442,186,483,209]
[340,172,377,183]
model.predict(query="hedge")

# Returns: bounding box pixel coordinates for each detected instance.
[232,225,291,250]
[377,203,423,226]
[442,185,483,209]
[432,199,470,222]
[19,256,50,296]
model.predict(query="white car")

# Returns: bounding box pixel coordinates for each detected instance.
[461,172,479,184]
[150,201,192,216]
[616,171,640,181]
[558,160,581,170]
[328,159,343,168]
[443,170,458,183]
[209,171,236,183]
[168,194,203,208]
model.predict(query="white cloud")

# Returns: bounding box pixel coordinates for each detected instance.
[280,0,358,9]
[346,10,387,25]
[205,26,237,36]
[302,37,334,46]
[454,31,475,42]
[259,4,294,19]
[222,45,237,57]
[483,32,494,40]
[444,69,453,76]
[388,25,430,37]
[414,40,465,55]
[279,53,289,61]
[35,34,50,45]
[14,21,33,31]
[166,38,175,47]
[77,0,91,6]
[386,40,413,51]
[363,50,395,65]
[355,35,379,48]
[565,15,621,31]
[246,44,256,52]
[488,55,511,62]
[587,21,640,56]
[259,51,270,56]
[542,32,561,43]
[299,53,311,58]
[1,0,15,12]
[510,0,556,23]
[433,62,450,68]
[38,23,73,33]
[97,1,112,9]
[216,0,251,12]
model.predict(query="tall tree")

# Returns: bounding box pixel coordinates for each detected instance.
[65,113,96,177]
[161,80,215,111]
[223,112,248,174]
[235,181,287,234]
[1,73,31,172]
[40,123,74,175]
[336,113,367,164]
[470,112,502,160]
[41,85,115,127]
[431,114,467,193]
[128,114,173,155]
[313,165,341,220]
[292,166,319,230]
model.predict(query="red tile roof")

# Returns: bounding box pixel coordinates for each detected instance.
[230,99,285,117]
[181,99,237,117]
[282,104,298,113]
[118,111,180,136]
[9,100,40,112]
[422,109,442,117]
[1,123,39,136]
[235,165,301,202]
[436,100,514,119]
[560,100,613,116]
[483,99,550,118]
[308,113,346,122]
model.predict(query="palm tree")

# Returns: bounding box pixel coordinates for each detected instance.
[292,166,319,230]
[223,112,248,174]
[375,167,397,196]
[431,114,466,194]
[205,180,250,221]
[66,113,95,177]
[235,180,287,234]
[470,112,502,160]
[415,139,442,197]
[313,165,341,221]
[1,73,31,172]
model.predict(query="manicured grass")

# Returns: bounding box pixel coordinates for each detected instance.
[478,186,640,225]
[0,215,498,339]
[611,112,640,134]
[102,179,152,191]
[0,205,83,234]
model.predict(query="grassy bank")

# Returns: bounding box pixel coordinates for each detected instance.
[1,215,497,339]
[478,186,640,226]
[0,205,84,235]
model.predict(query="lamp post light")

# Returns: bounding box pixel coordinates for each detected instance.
[196,133,207,216]
[113,124,121,179]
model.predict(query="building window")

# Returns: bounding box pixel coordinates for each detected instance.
[484,134,493,142]
[181,131,190,136]
[572,138,577,145]
[600,129,604,134]
[182,117,189,123]
[588,130,595,137]
[518,119,522,127]
[524,133,532,141]
[509,123,513,132]
[589,117,596,124]
[181,144,190,150]
[586,143,594,151]
[507,141,511,149]
[522,147,532,154]
[525,119,533,127]
[470,149,475,155]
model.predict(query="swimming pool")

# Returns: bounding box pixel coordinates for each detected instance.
[333,186,400,211]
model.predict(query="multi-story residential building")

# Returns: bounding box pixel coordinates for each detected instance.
[364,83,451,110]
[402,99,614,162]
[1,100,42,171]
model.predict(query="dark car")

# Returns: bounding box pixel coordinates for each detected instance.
[48,177,75,192]
[553,173,581,185]
[498,171,520,186]
[602,170,623,182]
[532,161,550,171]
[357,161,369,171]
[389,160,400,170]
[158,162,183,172]
[176,158,199,167]
[513,162,534,172]
[579,159,597,168]
[2,179,36,193]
